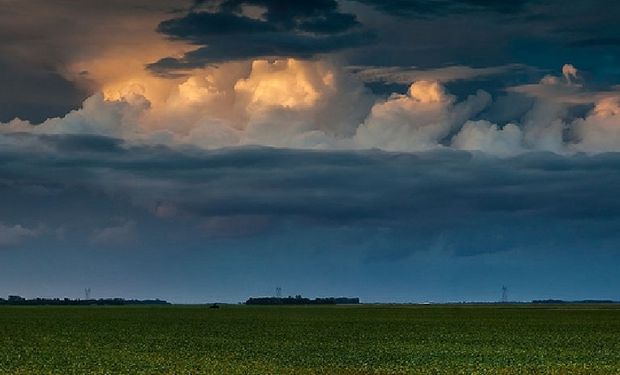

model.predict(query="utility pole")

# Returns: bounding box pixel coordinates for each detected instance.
[501,285,508,303]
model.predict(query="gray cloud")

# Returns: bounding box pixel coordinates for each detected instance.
[352,0,535,17]
[349,64,528,85]
[2,133,620,251]
[0,59,89,124]
[149,31,374,74]
[570,37,620,48]
[0,222,44,248]
[0,0,188,121]
[148,0,375,74]
[3,132,620,302]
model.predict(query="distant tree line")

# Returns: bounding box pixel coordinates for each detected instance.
[246,295,359,305]
[532,299,616,304]
[0,295,170,306]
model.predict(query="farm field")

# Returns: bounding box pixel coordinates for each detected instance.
[1,304,620,374]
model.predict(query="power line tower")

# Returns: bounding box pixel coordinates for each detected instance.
[275,287,282,298]
[501,285,508,303]
[84,288,91,300]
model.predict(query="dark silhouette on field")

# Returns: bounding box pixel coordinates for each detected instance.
[246,295,360,305]
[0,295,170,306]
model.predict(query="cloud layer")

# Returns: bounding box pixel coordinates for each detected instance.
[3,131,620,301]
[2,133,620,252]
[2,61,619,155]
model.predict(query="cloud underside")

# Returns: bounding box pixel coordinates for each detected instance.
[353,0,534,16]
[2,133,620,252]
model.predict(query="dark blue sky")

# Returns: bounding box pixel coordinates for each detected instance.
[0,0,619,302]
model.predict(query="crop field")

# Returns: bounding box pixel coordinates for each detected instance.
[1,304,620,374]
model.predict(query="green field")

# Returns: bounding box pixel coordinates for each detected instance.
[1,304,620,374]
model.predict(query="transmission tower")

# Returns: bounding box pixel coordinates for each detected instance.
[84,288,91,300]
[275,287,282,298]
[501,285,508,303]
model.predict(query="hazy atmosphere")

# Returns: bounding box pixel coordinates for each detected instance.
[1,0,620,303]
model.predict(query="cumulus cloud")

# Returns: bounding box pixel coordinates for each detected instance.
[0,2,616,156]
[355,81,491,151]
[505,64,620,153]
[562,63,579,84]
[4,93,149,140]
[451,121,524,156]
[2,61,620,156]
[572,98,620,152]
[509,64,587,103]
[2,58,374,150]
[156,58,374,148]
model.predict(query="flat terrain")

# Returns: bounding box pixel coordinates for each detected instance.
[1,304,620,374]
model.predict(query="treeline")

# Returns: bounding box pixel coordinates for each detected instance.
[246,296,359,305]
[0,296,170,306]
[532,299,617,304]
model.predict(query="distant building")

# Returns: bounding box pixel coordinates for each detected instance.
[245,296,360,305]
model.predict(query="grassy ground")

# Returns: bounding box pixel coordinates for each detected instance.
[1,304,620,374]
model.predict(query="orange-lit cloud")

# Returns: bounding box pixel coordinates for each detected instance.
[0,0,194,101]
[355,80,491,151]
[3,56,620,156]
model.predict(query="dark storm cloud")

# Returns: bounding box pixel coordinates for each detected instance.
[0,0,187,122]
[0,59,89,124]
[149,30,373,74]
[158,12,276,39]
[197,0,360,33]
[2,133,620,254]
[343,0,620,78]
[148,0,373,73]
[570,38,620,48]
[353,0,534,17]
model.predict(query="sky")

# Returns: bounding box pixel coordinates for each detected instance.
[1,0,620,303]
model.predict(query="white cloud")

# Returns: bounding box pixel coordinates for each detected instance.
[452,120,524,156]
[508,63,590,105]
[572,97,620,152]
[354,81,491,151]
[4,59,429,151]
[562,64,579,84]
[1,93,150,140]
[2,61,620,156]
[504,64,620,154]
